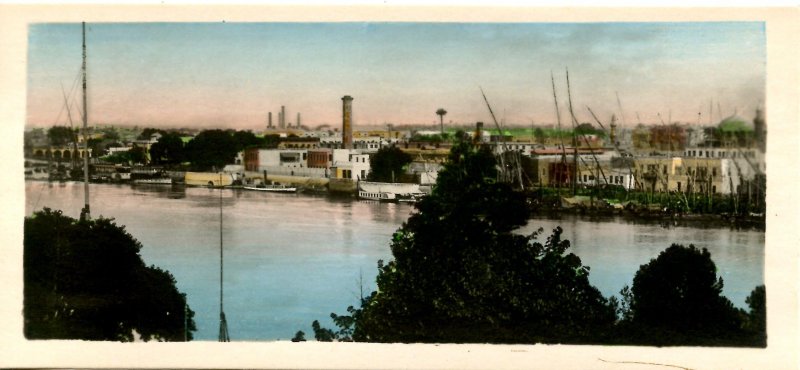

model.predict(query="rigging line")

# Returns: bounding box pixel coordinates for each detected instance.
[565,68,580,194]
[615,91,627,127]
[31,180,48,213]
[50,67,83,128]
[570,107,607,185]
[479,87,511,184]
[586,106,638,190]
[551,71,568,164]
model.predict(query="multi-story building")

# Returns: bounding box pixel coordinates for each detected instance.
[632,156,751,195]
[330,149,371,180]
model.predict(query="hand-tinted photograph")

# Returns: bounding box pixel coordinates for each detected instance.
[23,21,766,347]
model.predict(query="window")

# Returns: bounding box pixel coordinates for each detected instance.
[677,182,682,191]
[361,170,366,179]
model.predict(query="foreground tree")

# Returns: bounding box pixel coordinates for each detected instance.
[24,208,196,341]
[744,285,766,347]
[332,140,616,343]
[619,244,747,345]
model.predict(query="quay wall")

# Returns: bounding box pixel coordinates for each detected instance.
[185,172,234,187]
[328,178,356,194]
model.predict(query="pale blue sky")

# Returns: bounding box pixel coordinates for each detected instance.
[27,22,765,129]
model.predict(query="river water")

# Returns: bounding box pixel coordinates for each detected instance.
[24,182,764,341]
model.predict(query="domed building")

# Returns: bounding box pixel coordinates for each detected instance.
[716,113,757,148]
[718,114,755,133]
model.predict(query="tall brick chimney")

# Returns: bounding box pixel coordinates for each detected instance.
[342,95,353,149]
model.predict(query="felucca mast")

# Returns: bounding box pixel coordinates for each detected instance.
[80,22,90,221]
[218,173,230,342]
[565,68,579,196]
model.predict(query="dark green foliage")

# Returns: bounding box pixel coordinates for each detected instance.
[149,133,186,165]
[620,244,748,345]
[410,133,448,143]
[262,134,281,149]
[87,138,106,157]
[47,126,77,147]
[232,130,263,150]
[453,129,469,142]
[136,127,165,141]
[100,128,120,141]
[311,320,335,342]
[744,285,766,346]
[102,145,146,165]
[291,330,306,342]
[534,127,545,144]
[184,129,265,171]
[367,146,412,182]
[24,208,196,341]
[351,140,615,343]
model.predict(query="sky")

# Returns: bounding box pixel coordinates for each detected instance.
[26,22,765,130]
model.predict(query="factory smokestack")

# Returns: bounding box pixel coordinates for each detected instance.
[297,112,301,128]
[268,112,273,128]
[342,95,353,149]
[280,105,286,129]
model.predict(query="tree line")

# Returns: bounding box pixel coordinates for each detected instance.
[35,125,282,171]
[300,138,765,346]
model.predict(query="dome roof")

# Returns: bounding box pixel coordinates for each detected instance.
[718,115,754,132]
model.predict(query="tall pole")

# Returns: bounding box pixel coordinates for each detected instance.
[80,22,90,221]
[551,72,568,190]
[218,173,230,342]
[565,68,579,196]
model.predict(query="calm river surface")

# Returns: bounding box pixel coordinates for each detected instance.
[25,181,764,341]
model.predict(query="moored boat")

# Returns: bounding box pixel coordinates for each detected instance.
[358,190,396,202]
[396,193,425,203]
[243,184,297,193]
[133,178,173,185]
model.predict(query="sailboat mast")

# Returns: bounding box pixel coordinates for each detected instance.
[80,22,90,220]
[565,68,579,196]
[218,173,230,342]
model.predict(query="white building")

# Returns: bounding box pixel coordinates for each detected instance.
[331,149,371,180]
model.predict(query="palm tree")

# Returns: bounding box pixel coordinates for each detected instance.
[436,108,447,135]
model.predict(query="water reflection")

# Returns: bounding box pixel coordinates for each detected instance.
[24,181,764,341]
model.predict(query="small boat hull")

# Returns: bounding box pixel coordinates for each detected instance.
[243,185,297,193]
[133,178,172,185]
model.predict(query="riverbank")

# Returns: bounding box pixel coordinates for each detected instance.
[528,207,765,231]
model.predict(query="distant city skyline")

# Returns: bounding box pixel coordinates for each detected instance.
[26,22,765,130]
